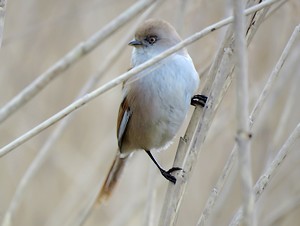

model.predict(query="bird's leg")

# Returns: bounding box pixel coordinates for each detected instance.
[191,94,208,107]
[145,150,182,184]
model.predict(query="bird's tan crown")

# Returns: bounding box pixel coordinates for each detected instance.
[135,19,182,44]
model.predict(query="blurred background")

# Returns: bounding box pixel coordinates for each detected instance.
[0,0,300,225]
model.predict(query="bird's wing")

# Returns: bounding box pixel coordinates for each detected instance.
[117,97,132,150]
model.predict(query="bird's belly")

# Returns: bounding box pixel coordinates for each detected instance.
[122,88,188,153]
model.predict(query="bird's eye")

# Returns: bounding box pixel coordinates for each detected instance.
[146,36,157,45]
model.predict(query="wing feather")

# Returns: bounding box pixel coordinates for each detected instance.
[117,97,132,150]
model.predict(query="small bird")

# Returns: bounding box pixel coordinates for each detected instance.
[97,19,207,203]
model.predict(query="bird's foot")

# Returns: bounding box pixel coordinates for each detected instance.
[160,167,183,184]
[191,94,208,107]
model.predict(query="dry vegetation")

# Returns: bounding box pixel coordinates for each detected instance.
[0,0,300,226]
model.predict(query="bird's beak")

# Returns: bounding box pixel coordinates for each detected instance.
[128,39,143,47]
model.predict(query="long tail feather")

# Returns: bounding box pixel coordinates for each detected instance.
[96,152,129,204]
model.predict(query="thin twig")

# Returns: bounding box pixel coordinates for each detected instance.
[232,0,255,225]
[0,0,156,123]
[245,0,272,45]
[250,24,300,126]
[196,22,299,226]
[0,3,161,226]
[0,0,282,158]
[229,122,300,225]
[265,66,300,165]
[0,0,7,48]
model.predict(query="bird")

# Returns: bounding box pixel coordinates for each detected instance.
[97,19,207,203]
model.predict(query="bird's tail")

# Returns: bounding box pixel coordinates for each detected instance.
[96,152,129,204]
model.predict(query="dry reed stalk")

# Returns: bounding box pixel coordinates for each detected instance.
[232,0,255,225]
[265,65,300,165]
[0,0,7,48]
[229,122,300,225]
